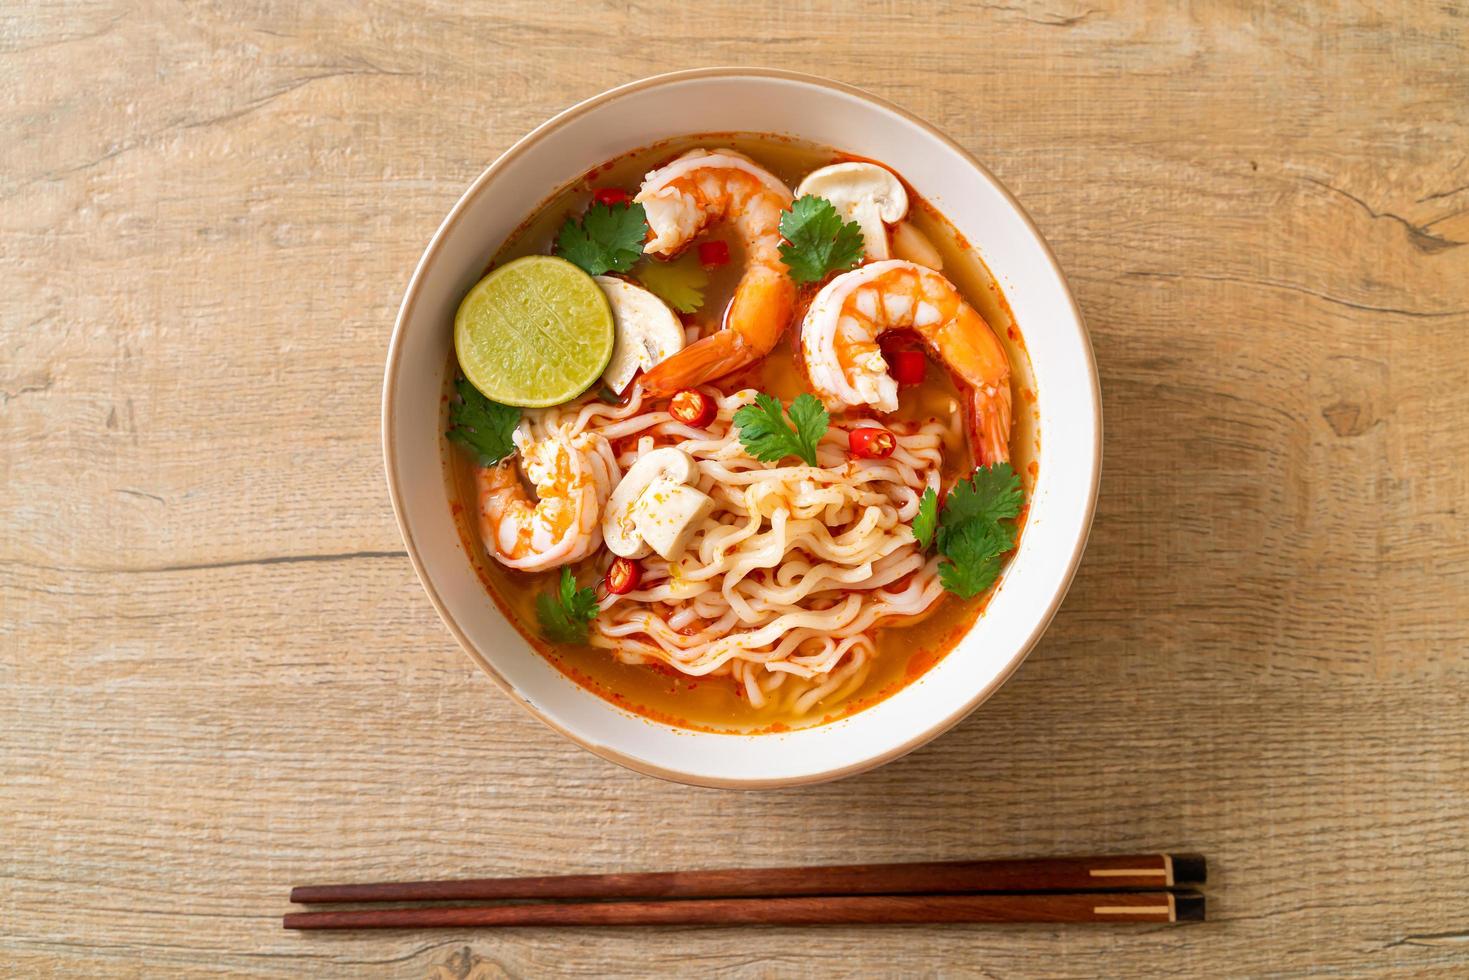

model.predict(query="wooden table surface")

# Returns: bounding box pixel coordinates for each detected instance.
[4,2,1467,976]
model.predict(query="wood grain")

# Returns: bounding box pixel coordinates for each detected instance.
[2,0,1466,976]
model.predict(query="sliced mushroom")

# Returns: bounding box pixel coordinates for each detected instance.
[891,221,944,271]
[631,477,715,561]
[595,276,685,395]
[602,447,700,559]
[796,163,909,261]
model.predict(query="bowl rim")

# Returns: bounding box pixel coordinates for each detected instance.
[382,67,1102,788]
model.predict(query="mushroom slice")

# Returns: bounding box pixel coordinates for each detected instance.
[602,447,700,559]
[631,477,715,561]
[891,221,944,271]
[796,163,909,261]
[595,276,685,395]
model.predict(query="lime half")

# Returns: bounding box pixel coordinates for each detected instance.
[454,255,615,407]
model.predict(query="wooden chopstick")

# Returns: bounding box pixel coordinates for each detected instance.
[284,891,1204,929]
[289,854,1204,905]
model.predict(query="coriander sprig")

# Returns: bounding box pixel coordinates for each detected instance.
[915,463,1024,599]
[777,195,866,283]
[732,392,830,467]
[535,567,599,644]
[556,201,649,276]
[634,251,708,314]
[446,378,521,466]
[912,487,939,550]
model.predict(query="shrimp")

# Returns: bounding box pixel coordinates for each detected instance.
[800,259,1013,464]
[634,149,795,396]
[477,427,609,572]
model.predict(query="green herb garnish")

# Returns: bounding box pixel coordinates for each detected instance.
[912,486,938,551]
[732,392,829,467]
[555,201,649,276]
[446,378,520,465]
[634,251,708,313]
[777,195,866,283]
[535,567,599,643]
[936,518,1011,599]
[917,463,1024,599]
[935,463,1024,552]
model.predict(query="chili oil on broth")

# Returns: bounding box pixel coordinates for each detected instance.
[442,133,1039,733]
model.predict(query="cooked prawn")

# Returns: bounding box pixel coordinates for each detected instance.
[478,428,607,572]
[634,149,795,396]
[800,259,1013,464]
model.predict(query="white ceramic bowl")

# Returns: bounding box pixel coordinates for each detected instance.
[383,68,1100,788]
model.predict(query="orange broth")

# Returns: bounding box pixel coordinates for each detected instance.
[442,134,1039,733]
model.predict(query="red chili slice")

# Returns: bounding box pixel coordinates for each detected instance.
[849,426,897,459]
[697,240,730,267]
[668,388,717,428]
[604,557,641,595]
[889,349,926,385]
[593,187,631,207]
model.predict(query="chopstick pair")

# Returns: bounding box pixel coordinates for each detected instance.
[284,854,1206,929]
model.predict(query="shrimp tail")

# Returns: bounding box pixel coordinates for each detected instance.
[639,330,763,397]
[970,383,1013,466]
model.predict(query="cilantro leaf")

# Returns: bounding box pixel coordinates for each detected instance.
[535,567,599,643]
[786,394,829,465]
[556,201,649,276]
[937,520,1010,599]
[930,462,1023,599]
[733,392,830,467]
[446,378,520,465]
[634,252,708,314]
[732,393,801,464]
[912,486,938,550]
[935,463,1023,553]
[777,195,866,283]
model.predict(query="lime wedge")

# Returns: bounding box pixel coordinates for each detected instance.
[454,255,615,407]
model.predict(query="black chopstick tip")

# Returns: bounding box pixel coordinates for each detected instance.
[1173,891,1206,922]
[1171,854,1207,886]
